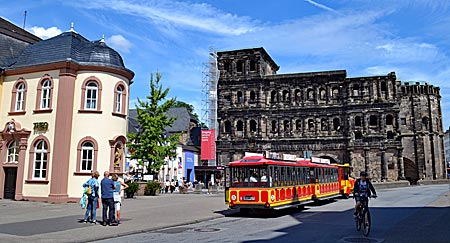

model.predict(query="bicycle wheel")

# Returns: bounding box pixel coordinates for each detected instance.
[355,213,361,231]
[363,210,371,237]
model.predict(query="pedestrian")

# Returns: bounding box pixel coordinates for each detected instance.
[164,179,170,194]
[82,171,100,224]
[207,180,212,194]
[101,171,117,226]
[170,179,175,193]
[112,174,128,224]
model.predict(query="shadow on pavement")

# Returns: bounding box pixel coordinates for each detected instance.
[0,215,91,236]
[239,206,450,243]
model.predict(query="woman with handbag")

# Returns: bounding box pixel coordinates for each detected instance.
[83,171,100,224]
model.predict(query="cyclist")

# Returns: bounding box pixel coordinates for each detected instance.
[353,171,377,217]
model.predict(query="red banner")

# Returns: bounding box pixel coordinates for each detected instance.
[201,130,216,160]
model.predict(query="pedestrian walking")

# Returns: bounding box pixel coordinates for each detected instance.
[112,174,128,224]
[82,171,100,224]
[170,179,175,193]
[101,171,117,226]
[164,179,170,194]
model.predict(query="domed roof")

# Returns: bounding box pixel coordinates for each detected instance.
[4,31,133,77]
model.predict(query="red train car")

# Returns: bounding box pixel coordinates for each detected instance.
[225,156,346,211]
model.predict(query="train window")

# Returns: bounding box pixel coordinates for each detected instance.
[273,167,280,187]
[230,166,271,188]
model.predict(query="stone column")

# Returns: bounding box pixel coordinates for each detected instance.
[48,68,77,202]
[364,148,370,174]
[398,148,405,179]
[14,137,29,200]
[381,150,387,181]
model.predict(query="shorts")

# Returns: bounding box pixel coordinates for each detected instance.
[114,192,121,210]
[115,201,121,211]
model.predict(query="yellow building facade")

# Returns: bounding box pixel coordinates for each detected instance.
[0,26,134,202]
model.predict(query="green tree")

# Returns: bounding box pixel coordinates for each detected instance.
[127,72,180,175]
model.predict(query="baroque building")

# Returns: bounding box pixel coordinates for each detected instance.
[0,18,133,202]
[216,47,445,183]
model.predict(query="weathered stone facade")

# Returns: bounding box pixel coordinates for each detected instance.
[216,47,445,183]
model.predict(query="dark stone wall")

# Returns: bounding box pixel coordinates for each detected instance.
[216,48,445,182]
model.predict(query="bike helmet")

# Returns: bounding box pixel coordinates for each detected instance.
[360,171,368,176]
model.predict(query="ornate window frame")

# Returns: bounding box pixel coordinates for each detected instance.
[74,137,99,176]
[26,136,51,183]
[79,76,103,114]
[112,81,127,118]
[34,74,54,114]
[9,78,28,115]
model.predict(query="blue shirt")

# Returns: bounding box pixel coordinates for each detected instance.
[83,178,99,197]
[101,177,115,198]
[114,181,121,193]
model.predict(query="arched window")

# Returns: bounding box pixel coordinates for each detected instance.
[81,77,103,112]
[422,117,429,129]
[387,131,394,139]
[381,81,387,92]
[352,84,360,96]
[321,119,328,131]
[296,120,302,131]
[85,82,98,110]
[236,120,244,135]
[236,60,243,73]
[333,118,340,130]
[270,90,277,103]
[33,140,48,179]
[115,85,124,113]
[15,82,26,111]
[307,89,314,100]
[237,91,243,104]
[7,141,18,163]
[369,115,378,126]
[319,89,326,100]
[40,79,51,109]
[386,115,394,126]
[81,141,94,171]
[250,91,256,101]
[35,75,54,112]
[354,131,363,139]
[224,62,231,73]
[332,87,339,97]
[224,121,232,133]
[250,120,257,132]
[282,90,289,102]
[294,89,301,102]
[355,116,362,127]
[308,119,315,131]
[249,60,256,71]
[271,120,277,132]
[283,120,290,131]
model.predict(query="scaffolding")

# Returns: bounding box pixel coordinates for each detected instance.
[201,49,219,166]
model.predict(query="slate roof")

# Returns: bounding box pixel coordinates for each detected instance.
[128,107,191,134]
[0,17,40,67]
[127,107,200,146]
[3,30,133,76]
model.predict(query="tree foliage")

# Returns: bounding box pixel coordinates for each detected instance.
[127,72,180,174]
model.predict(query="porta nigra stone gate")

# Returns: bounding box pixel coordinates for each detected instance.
[215,47,446,183]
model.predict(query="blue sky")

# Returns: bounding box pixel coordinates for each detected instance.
[2,0,450,129]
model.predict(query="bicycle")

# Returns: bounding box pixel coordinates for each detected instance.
[354,194,377,237]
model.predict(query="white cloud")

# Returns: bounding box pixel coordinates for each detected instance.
[106,34,133,53]
[29,26,62,39]
[70,0,259,36]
